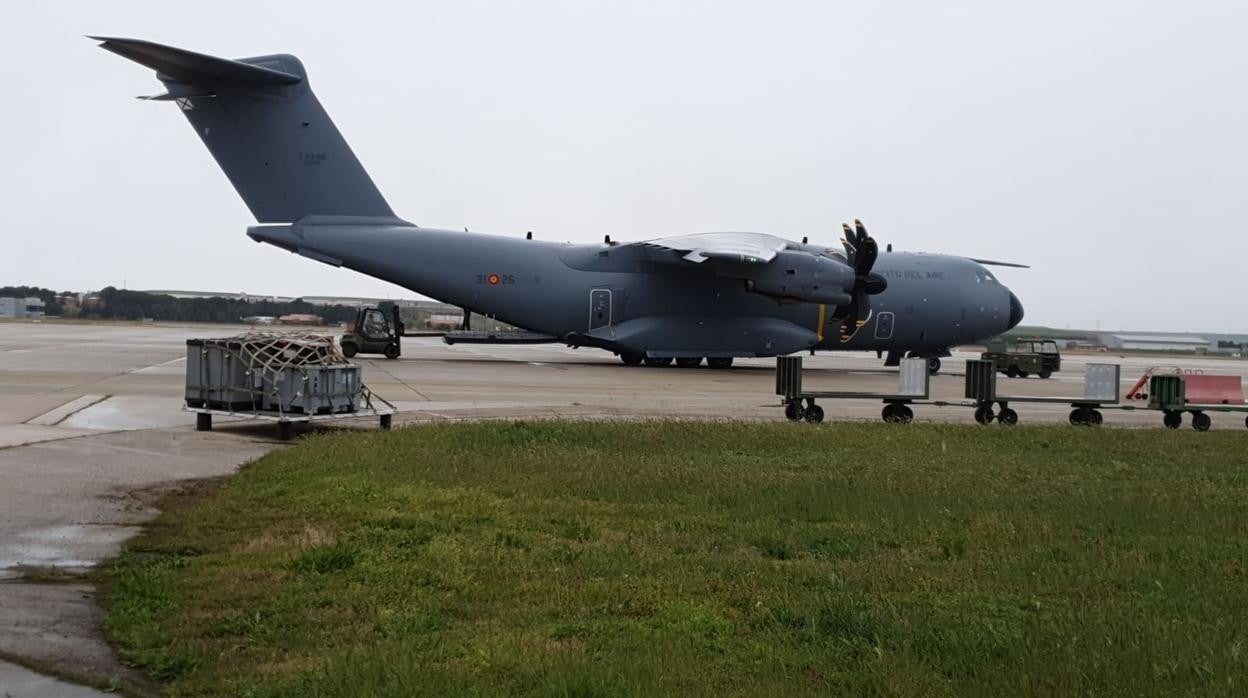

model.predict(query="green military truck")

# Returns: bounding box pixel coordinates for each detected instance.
[981,338,1062,379]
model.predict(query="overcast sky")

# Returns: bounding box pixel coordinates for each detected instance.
[2,1,1245,332]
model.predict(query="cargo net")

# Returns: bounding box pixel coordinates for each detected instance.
[189,332,385,416]
[211,332,348,384]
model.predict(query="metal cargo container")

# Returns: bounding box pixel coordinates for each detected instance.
[262,364,362,415]
[185,339,259,410]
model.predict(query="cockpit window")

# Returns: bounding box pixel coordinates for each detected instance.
[974,270,997,284]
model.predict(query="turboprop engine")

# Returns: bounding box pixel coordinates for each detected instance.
[740,250,856,305]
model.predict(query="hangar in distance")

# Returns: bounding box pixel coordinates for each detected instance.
[96,37,1024,373]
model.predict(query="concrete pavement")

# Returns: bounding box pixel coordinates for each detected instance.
[2,319,1247,693]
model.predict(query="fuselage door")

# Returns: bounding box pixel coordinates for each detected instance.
[589,289,612,331]
[874,311,895,340]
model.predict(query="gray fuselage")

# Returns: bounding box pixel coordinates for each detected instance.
[249,221,1022,359]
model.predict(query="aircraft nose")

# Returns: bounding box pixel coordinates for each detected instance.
[1007,290,1024,330]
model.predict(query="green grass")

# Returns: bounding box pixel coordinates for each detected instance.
[98,422,1248,696]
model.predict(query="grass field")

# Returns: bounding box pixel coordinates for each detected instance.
[100,422,1248,696]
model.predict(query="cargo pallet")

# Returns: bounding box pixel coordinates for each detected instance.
[185,334,397,440]
[185,386,396,441]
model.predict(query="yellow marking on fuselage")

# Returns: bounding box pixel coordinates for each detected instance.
[816,304,826,343]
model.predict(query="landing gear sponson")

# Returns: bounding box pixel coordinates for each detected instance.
[622,353,733,369]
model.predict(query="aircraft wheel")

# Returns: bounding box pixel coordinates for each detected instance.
[707,357,734,369]
[784,401,804,422]
[1069,408,1086,426]
[974,406,994,424]
[675,357,703,368]
[643,356,673,367]
[804,404,825,423]
[1163,411,1182,429]
[341,342,358,358]
[1244,415,1248,430]
[1090,410,1103,426]
[383,343,400,360]
[1006,366,1019,378]
[998,407,1019,426]
[1017,370,1030,379]
[620,352,644,366]
[927,357,942,375]
[1039,368,1053,379]
[1191,411,1211,432]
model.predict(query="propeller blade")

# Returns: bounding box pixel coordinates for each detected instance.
[838,288,872,343]
[854,219,877,274]
[841,224,856,261]
[832,219,887,341]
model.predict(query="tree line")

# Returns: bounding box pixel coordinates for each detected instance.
[2,285,360,324]
[0,286,65,315]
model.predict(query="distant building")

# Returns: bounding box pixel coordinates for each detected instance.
[1101,333,1212,353]
[0,297,45,319]
[241,316,277,325]
[277,313,323,325]
[427,313,463,331]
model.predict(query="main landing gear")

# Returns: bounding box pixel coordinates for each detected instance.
[972,404,1019,425]
[784,399,825,423]
[1068,406,1104,426]
[622,354,734,369]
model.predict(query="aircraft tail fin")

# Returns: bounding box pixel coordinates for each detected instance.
[94,37,401,224]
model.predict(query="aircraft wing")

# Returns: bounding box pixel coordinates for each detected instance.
[965,257,1030,269]
[635,232,792,264]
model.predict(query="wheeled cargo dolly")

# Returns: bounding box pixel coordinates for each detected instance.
[776,356,1124,426]
[1145,374,1248,431]
[963,359,1121,426]
[777,356,935,423]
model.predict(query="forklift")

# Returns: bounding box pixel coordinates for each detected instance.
[340,306,404,359]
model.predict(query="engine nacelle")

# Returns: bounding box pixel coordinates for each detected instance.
[740,250,855,305]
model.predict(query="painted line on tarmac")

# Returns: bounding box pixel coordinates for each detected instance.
[25,396,110,427]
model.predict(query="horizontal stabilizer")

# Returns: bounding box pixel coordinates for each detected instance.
[90,36,302,86]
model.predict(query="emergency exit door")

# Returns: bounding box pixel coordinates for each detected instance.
[588,289,612,331]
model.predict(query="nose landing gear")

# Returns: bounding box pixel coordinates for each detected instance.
[904,351,945,375]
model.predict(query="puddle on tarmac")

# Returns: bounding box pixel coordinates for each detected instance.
[0,524,141,574]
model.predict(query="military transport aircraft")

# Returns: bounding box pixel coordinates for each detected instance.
[96,37,1025,373]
